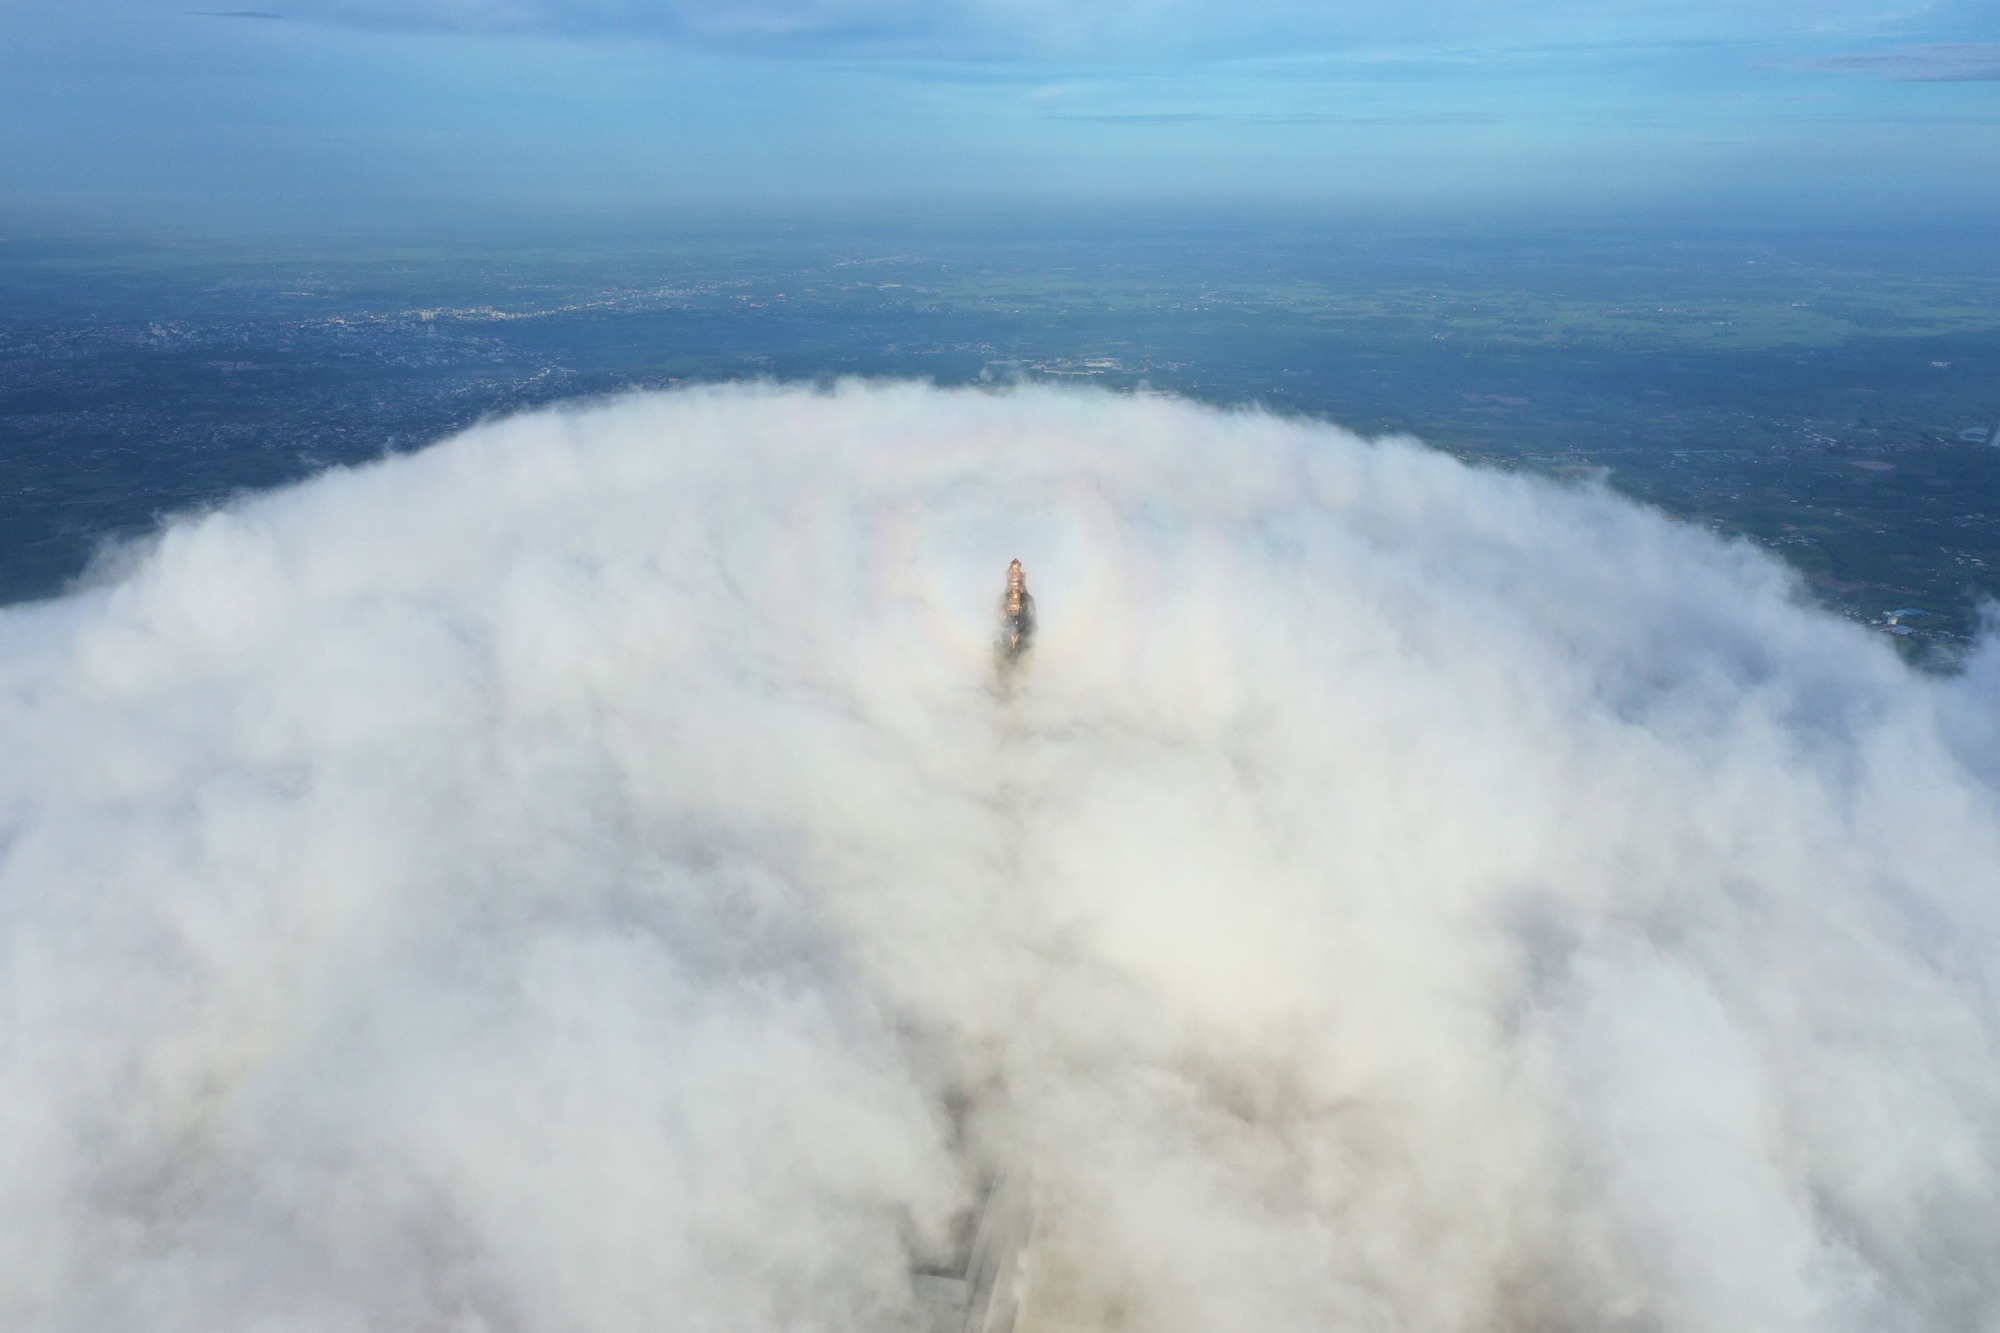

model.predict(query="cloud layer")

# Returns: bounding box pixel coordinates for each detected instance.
[148,0,1975,56]
[1,380,1997,1332]
[1801,41,2000,77]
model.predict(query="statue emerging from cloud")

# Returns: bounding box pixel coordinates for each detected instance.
[999,558,1035,668]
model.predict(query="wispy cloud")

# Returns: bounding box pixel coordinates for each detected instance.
[1795,43,2000,80]
[114,0,1950,60]
[1046,109,1506,125]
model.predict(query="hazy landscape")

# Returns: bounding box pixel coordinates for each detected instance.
[6,217,1995,657]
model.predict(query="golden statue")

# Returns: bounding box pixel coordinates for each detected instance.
[999,558,1036,662]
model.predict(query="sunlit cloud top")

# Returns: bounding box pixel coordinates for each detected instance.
[2,381,1999,1331]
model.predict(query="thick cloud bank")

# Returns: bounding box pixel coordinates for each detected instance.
[2,381,1998,1333]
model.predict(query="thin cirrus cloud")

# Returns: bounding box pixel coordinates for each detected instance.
[4,0,1987,219]
[161,0,1965,58]
[1798,41,2000,77]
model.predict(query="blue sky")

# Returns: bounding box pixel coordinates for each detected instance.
[3,0,1997,231]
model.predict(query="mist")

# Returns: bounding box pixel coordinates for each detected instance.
[1,380,1997,1332]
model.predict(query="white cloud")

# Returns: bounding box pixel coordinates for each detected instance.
[0,380,1996,1331]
